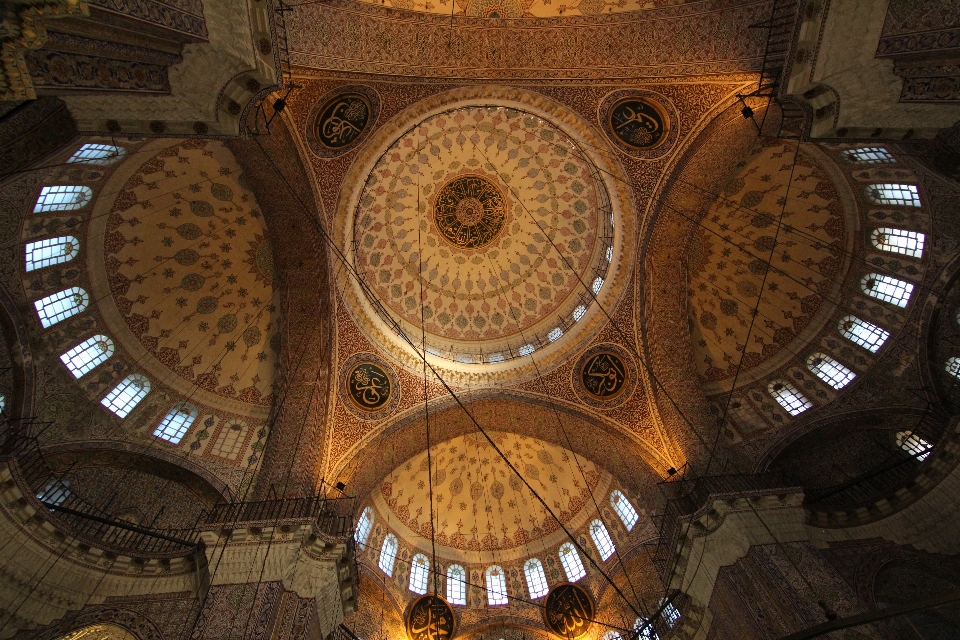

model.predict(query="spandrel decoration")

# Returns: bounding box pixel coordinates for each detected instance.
[338,352,400,420]
[543,582,595,639]
[406,595,456,640]
[307,85,381,158]
[347,362,391,410]
[572,343,637,409]
[609,99,666,149]
[581,352,628,399]
[599,90,677,160]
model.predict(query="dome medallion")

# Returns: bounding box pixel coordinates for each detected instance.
[338,89,635,383]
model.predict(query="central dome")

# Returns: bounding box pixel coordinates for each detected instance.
[353,105,613,364]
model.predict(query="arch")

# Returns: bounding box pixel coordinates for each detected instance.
[34,185,92,213]
[861,273,914,307]
[838,316,888,353]
[558,542,586,582]
[32,608,164,640]
[610,489,638,531]
[60,335,114,378]
[379,533,398,576]
[409,553,430,595]
[806,353,856,390]
[870,227,924,258]
[101,374,151,418]
[446,564,466,605]
[34,287,89,328]
[865,183,921,207]
[485,565,508,605]
[841,147,895,164]
[523,558,548,599]
[354,506,374,546]
[153,403,198,444]
[25,235,80,271]
[589,519,615,560]
[767,380,812,416]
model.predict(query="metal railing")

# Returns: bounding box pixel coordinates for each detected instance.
[204,485,356,540]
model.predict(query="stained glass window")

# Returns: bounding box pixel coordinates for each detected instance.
[34,287,89,328]
[573,304,587,322]
[355,507,374,546]
[524,558,549,599]
[610,490,639,531]
[871,228,924,258]
[409,554,430,595]
[590,519,616,560]
[209,421,248,460]
[548,327,563,342]
[67,144,125,165]
[519,344,535,357]
[25,236,79,271]
[841,147,895,164]
[896,431,932,461]
[592,276,604,294]
[485,566,509,605]
[101,374,150,418]
[34,186,92,213]
[60,335,114,377]
[768,380,812,416]
[861,274,913,308]
[866,183,921,207]
[154,403,198,444]
[559,542,586,582]
[838,316,889,353]
[447,565,466,605]
[379,534,398,576]
[806,353,856,390]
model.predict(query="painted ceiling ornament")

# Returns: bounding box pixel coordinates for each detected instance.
[307,85,381,158]
[598,90,678,159]
[405,594,456,640]
[572,343,637,409]
[543,582,595,639]
[433,174,507,249]
[338,352,401,420]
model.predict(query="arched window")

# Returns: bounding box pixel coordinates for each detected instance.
[861,274,913,308]
[768,381,812,416]
[602,632,621,640]
[378,534,398,576]
[841,147,895,164]
[25,236,79,271]
[68,143,125,165]
[896,431,932,461]
[660,598,681,627]
[519,344,535,357]
[634,618,658,640]
[34,287,89,328]
[548,327,563,342]
[60,335,114,377]
[947,357,960,379]
[34,185,92,213]
[446,564,466,605]
[354,507,374,546]
[409,554,430,595]
[485,565,508,605]
[209,420,248,460]
[866,183,921,207]
[559,542,586,582]
[37,478,71,506]
[592,276,604,294]
[573,304,586,322]
[100,374,150,418]
[590,519,615,560]
[523,558,549,599]
[839,316,889,353]
[870,228,925,258]
[154,403,198,444]
[806,353,856,390]
[610,490,639,531]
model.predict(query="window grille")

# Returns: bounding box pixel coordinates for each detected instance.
[548,327,563,342]
[524,558,549,599]
[634,619,658,640]
[101,374,150,418]
[487,353,504,364]
[896,431,932,461]
[602,633,621,640]
[946,357,960,380]
[519,344,535,357]
[209,421,248,460]
[37,479,71,506]
[573,304,586,322]
[861,273,913,308]
[866,183,921,207]
[838,316,889,353]
[660,598,681,627]
[806,353,856,390]
[592,276,604,294]
[154,403,198,444]
[558,542,586,582]
[610,490,639,531]
[60,335,114,378]
[409,554,430,595]
[67,144,125,165]
[446,565,466,605]
[355,507,374,546]
[768,380,812,416]
[379,534,398,576]
[485,566,508,605]
[606,246,613,262]
[870,228,924,258]
[590,519,616,560]
[34,287,89,328]
[34,186,92,213]
[25,236,79,271]
[841,147,895,164]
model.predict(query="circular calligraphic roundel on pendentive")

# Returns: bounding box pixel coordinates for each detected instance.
[543,582,595,639]
[338,352,400,420]
[433,174,507,250]
[572,343,637,409]
[405,594,456,640]
[307,85,381,158]
[599,90,677,160]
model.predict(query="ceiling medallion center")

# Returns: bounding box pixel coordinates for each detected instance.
[434,175,506,249]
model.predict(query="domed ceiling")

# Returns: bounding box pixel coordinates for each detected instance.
[373,431,610,561]
[95,140,281,407]
[352,105,613,364]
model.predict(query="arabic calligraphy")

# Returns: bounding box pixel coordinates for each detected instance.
[315,94,370,149]
[581,352,627,399]
[609,99,666,149]
[406,595,456,640]
[543,583,594,639]
[434,175,506,249]
[347,362,391,411]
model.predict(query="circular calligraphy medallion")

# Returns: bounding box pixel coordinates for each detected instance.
[307,85,381,158]
[598,90,677,160]
[405,595,457,640]
[338,352,400,420]
[433,175,507,250]
[543,583,595,639]
[572,343,637,409]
